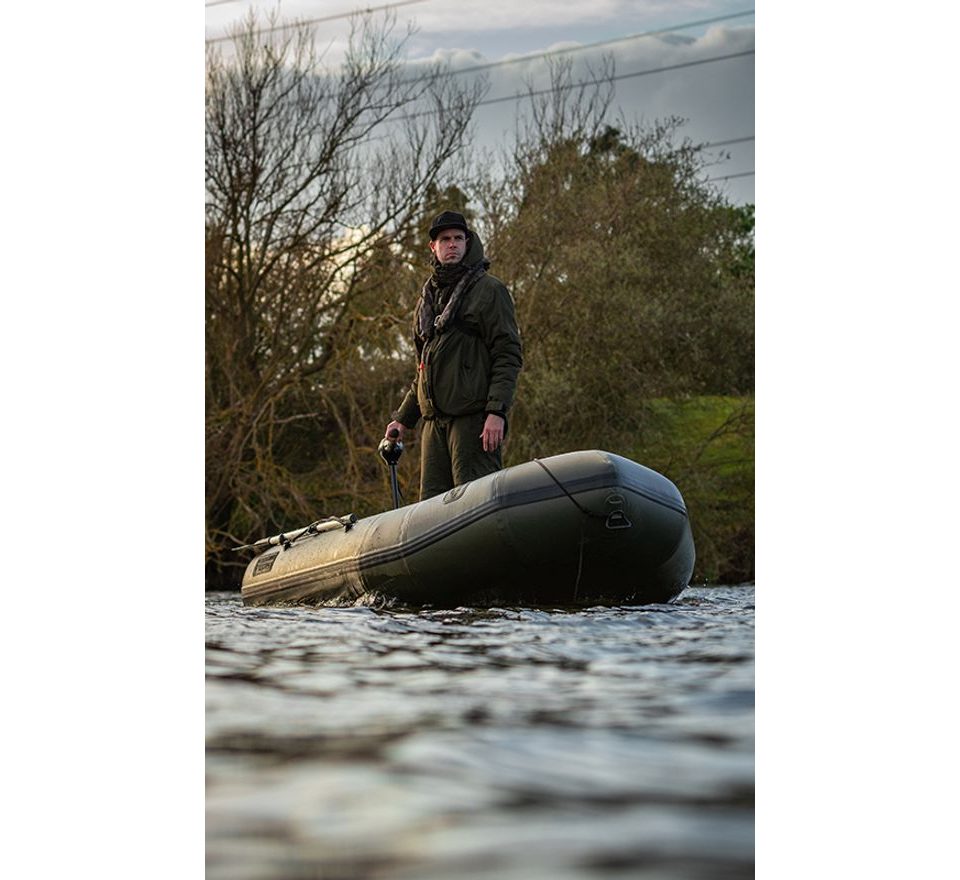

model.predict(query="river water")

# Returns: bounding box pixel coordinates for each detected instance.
[206,584,754,879]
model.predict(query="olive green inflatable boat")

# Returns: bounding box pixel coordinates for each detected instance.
[240,449,695,608]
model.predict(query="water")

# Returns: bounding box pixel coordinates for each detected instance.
[206,585,754,879]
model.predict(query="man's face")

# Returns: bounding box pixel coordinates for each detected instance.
[430,229,468,265]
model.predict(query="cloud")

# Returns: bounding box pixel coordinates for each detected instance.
[400,24,755,203]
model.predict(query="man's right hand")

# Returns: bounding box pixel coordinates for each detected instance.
[385,421,406,441]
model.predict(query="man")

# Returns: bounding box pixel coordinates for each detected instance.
[385,210,523,500]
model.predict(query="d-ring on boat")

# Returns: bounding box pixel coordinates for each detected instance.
[240,448,695,608]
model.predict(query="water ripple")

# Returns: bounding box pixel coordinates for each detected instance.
[207,585,754,879]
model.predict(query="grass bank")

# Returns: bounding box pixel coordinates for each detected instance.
[633,396,754,585]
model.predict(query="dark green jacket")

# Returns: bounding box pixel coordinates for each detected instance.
[394,234,522,427]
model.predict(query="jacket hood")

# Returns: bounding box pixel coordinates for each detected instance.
[463,231,485,267]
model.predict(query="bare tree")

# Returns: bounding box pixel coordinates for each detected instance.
[205,11,486,584]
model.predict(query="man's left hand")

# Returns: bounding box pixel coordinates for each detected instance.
[481,414,505,452]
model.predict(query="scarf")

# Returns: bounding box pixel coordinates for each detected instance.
[416,257,489,343]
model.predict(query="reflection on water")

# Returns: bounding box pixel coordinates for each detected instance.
[206,586,754,879]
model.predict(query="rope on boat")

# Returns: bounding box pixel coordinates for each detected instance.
[533,459,608,522]
[534,458,607,601]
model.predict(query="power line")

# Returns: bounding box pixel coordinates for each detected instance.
[400,10,755,81]
[392,49,755,121]
[206,7,756,70]
[703,136,755,149]
[490,48,756,108]
[706,171,755,182]
[206,0,430,44]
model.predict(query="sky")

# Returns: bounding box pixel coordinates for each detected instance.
[205,0,756,204]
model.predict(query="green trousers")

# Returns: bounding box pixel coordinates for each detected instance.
[419,411,503,500]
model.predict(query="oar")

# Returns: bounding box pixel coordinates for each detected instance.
[378,429,404,509]
[233,514,357,552]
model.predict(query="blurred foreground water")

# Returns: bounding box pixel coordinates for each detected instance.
[206,585,754,879]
